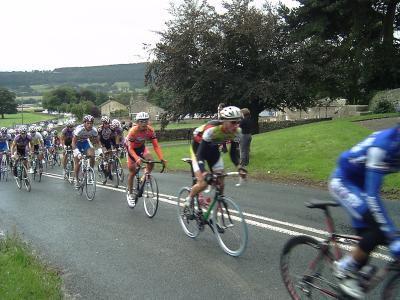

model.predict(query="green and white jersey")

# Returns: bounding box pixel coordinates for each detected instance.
[202,125,241,145]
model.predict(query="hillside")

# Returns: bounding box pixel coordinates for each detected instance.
[0,63,147,96]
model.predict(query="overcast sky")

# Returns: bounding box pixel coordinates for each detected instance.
[0,0,298,72]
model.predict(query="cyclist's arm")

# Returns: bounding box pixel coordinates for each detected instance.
[365,147,397,239]
[150,138,164,161]
[229,140,240,167]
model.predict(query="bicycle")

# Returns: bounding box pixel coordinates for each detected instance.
[30,150,43,182]
[76,154,96,201]
[13,156,31,192]
[129,158,165,218]
[64,146,74,184]
[280,200,400,299]
[0,151,10,181]
[177,158,248,257]
[97,148,124,187]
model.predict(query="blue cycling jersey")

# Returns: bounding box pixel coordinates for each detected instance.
[335,126,400,238]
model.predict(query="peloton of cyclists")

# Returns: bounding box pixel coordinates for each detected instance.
[125,112,166,208]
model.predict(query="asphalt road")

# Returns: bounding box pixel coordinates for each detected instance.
[0,167,399,299]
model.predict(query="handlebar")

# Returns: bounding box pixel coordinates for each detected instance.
[140,158,166,173]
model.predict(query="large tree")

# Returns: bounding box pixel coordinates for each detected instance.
[281,0,400,103]
[0,87,17,119]
[146,0,311,131]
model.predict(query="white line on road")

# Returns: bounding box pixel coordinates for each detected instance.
[42,172,392,261]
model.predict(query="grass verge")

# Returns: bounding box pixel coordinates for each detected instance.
[0,231,63,299]
[0,112,55,127]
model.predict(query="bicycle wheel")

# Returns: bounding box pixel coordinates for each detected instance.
[14,164,22,189]
[66,160,75,184]
[85,167,96,201]
[177,187,200,238]
[212,196,248,256]
[382,273,400,299]
[143,175,159,218]
[280,235,338,300]
[115,158,124,183]
[55,153,61,167]
[110,161,119,188]
[22,164,31,192]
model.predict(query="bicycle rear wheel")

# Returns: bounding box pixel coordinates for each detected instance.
[212,196,248,257]
[382,273,400,299]
[143,175,159,218]
[22,164,31,192]
[110,161,119,188]
[85,168,96,201]
[280,235,338,299]
[177,187,200,238]
[115,158,124,183]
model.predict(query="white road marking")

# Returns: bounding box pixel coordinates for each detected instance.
[42,171,393,261]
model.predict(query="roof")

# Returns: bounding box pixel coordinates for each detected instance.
[99,99,127,108]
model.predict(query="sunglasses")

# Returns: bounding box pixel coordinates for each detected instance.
[229,120,240,125]
[138,120,148,123]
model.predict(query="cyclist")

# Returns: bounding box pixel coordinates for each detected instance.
[72,115,101,188]
[111,119,125,156]
[0,127,11,170]
[186,106,246,206]
[8,129,16,141]
[11,126,33,176]
[61,120,75,175]
[125,112,166,208]
[53,129,61,148]
[28,126,44,173]
[97,116,114,184]
[330,126,400,299]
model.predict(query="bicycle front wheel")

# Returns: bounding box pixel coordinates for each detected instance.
[22,164,31,192]
[212,196,248,257]
[280,235,338,300]
[143,175,159,218]
[85,168,96,201]
[115,159,124,183]
[177,187,200,238]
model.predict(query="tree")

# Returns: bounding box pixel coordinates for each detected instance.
[146,0,311,132]
[0,87,17,118]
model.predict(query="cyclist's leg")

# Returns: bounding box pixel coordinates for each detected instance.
[142,147,154,175]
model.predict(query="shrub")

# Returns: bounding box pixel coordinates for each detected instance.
[371,98,396,114]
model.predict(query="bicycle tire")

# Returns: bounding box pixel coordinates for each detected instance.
[177,187,200,238]
[22,164,31,192]
[14,163,22,189]
[85,167,96,201]
[382,273,400,299]
[110,160,119,188]
[280,235,338,300]
[143,175,159,218]
[212,196,248,257]
[115,158,124,183]
[56,153,61,167]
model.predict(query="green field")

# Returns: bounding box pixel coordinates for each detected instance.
[148,114,400,197]
[0,232,62,299]
[0,112,56,127]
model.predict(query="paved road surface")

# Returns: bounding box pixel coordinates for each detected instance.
[0,168,399,299]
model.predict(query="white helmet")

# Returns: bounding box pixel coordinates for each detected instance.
[111,119,121,128]
[29,126,36,133]
[8,129,15,134]
[219,106,241,120]
[66,120,75,127]
[135,112,149,121]
[42,131,48,138]
[101,116,110,124]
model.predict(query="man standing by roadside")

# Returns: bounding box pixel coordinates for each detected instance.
[239,108,253,167]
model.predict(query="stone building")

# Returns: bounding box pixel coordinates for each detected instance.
[100,100,128,117]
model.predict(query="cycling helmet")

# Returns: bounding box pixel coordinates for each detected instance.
[83,115,94,123]
[36,126,43,132]
[47,124,54,130]
[219,106,242,120]
[136,112,149,121]
[8,129,15,134]
[0,127,7,134]
[111,119,121,128]
[29,126,36,133]
[42,131,48,138]
[65,120,75,127]
[20,126,28,134]
[53,130,58,135]
[101,116,110,124]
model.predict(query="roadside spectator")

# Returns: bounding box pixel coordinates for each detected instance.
[239,108,253,167]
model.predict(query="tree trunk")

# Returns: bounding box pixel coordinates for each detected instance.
[1,113,4,119]
[382,1,398,47]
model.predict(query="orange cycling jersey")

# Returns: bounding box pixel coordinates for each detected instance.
[126,125,163,162]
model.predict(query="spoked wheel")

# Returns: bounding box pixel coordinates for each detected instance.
[115,159,124,183]
[66,160,75,185]
[14,168,22,189]
[280,235,338,300]
[212,196,248,256]
[177,187,200,238]
[22,164,31,192]
[143,175,159,218]
[85,168,96,201]
[110,161,119,188]
[76,170,84,196]
[0,159,8,181]
[55,153,61,167]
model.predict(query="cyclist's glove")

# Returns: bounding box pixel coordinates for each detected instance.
[389,238,400,258]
